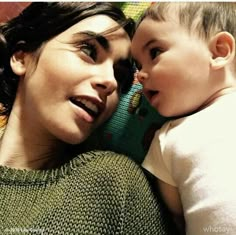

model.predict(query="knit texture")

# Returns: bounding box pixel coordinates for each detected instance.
[0,151,176,235]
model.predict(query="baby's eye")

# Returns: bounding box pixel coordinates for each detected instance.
[149,47,161,60]
[79,42,97,61]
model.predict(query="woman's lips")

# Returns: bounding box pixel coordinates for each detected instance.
[70,96,105,122]
[70,97,98,117]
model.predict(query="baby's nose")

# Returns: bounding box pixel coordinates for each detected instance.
[137,70,148,84]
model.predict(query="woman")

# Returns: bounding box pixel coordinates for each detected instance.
[0,2,175,234]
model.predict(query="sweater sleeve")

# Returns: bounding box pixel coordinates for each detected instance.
[120,165,177,235]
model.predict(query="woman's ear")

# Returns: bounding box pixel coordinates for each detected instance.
[209,32,235,70]
[10,50,27,76]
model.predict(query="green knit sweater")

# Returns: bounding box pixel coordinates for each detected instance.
[0,150,175,234]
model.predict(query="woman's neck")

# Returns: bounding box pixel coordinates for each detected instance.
[0,112,66,170]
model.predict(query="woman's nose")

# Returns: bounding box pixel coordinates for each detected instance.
[92,66,117,96]
[93,79,117,96]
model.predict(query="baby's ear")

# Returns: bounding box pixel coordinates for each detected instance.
[209,32,235,70]
[10,51,27,76]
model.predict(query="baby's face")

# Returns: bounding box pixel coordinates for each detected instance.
[131,17,219,117]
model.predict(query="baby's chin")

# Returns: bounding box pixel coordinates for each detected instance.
[156,105,191,119]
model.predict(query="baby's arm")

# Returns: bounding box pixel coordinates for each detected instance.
[158,178,185,234]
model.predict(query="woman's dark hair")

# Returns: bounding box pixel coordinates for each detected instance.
[0,2,135,117]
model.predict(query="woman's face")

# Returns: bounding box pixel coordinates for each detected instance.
[13,15,132,144]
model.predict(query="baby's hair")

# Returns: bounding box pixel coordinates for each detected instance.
[139,2,236,41]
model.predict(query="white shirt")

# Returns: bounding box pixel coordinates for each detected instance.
[143,92,236,235]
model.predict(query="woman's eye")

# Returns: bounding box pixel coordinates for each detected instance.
[79,43,97,61]
[149,47,161,60]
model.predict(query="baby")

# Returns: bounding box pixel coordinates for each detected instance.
[131,2,236,235]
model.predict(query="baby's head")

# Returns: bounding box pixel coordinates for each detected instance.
[132,2,236,118]
[139,2,236,43]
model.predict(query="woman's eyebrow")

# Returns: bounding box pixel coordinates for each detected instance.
[73,31,110,51]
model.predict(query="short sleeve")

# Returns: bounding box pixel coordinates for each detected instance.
[142,123,177,186]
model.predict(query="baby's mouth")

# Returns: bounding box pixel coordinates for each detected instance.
[144,89,159,103]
